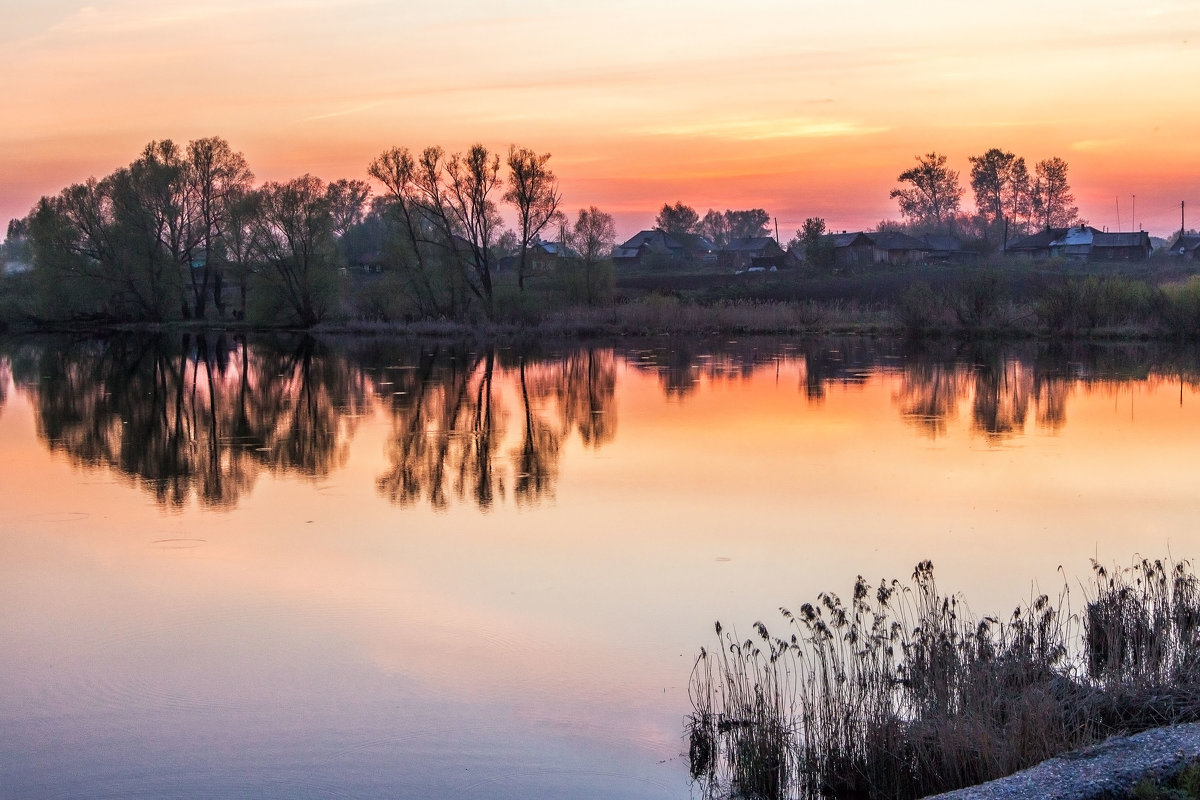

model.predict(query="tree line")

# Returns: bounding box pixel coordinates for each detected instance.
[5,137,1096,328]
[17,137,619,325]
[888,149,1080,243]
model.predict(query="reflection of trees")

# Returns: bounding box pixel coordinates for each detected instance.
[18,334,365,509]
[893,360,971,438]
[375,347,505,510]
[373,345,617,510]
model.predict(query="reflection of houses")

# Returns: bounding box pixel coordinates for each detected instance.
[612,230,717,268]
[1167,234,1200,261]
[1008,226,1151,261]
[719,236,788,270]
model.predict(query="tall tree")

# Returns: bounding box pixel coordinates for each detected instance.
[1031,157,1079,230]
[567,206,616,306]
[504,146,562,291]
[968,148,1029,242]
[252,175,359,326]
[444,144,502,311]
[186,137,253,319]
[890,152,963,233]
[654,202,699,237]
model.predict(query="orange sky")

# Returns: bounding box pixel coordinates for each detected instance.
[3,1,1200,240]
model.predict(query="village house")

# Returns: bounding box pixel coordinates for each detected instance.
[1168,234,1200,261]
[612,230,718,268]
[821,231,875,268]
[718,236,788,270]
[870,231,930,266]
[1007,226,1150,261]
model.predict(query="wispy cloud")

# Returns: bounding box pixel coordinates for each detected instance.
[636,118,889,141]
[300,102,387,123]
[1071,138,1127,152]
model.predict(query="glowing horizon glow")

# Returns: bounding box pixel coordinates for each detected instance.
[2,0,1200,240]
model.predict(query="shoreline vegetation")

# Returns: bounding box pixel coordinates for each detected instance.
[5,265,1200,343]
[687,557,1200,800]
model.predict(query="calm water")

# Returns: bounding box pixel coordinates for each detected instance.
[4,334,1200,799]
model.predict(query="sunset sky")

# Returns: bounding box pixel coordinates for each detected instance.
[2,0,1199,240]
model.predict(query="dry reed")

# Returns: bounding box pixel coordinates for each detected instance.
[688,557,1200,800]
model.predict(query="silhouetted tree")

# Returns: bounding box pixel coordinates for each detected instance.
[505,146,562,291]
[890,152,963,233]
[655,201,700,237]
[1031,157,1080,230]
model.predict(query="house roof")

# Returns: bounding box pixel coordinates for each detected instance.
[1170,234,1200,254]
[723,236,778,252]
[1008,228,1069,251]
[1091,231,1150,249]
[1048,226,1102,248]
[870,231,929,251]
[919,234,970,253]
[823,231,872,248]
[616,230,716,253]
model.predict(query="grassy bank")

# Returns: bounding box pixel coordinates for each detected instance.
[688,557,1200,800]
[7,259,1200,342]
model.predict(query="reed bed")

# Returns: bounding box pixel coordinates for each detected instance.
[688,557,1200,800]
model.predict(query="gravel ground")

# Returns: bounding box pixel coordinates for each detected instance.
[924,724,1200,800]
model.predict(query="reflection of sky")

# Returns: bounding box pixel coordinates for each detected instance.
[5,355,1200,797]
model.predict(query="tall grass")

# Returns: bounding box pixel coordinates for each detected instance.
[688,557,1200,800]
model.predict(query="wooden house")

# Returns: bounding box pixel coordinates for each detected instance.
[719,236,787,270]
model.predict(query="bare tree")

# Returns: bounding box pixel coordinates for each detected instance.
[567,206,616,305]
[253,174,359,325]
[504,146,561,291]
[443,144,502,311]
[890,152,963,233]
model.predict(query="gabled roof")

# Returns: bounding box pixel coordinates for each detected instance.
[1048,226,1103,248]
[1091,231,1149,249]
[723,236,778,252]
[1170,234,1200,254]
[823,231,873,248]
[919,234,970,253]
[870,231,929,251]
[616,230,715,253]
[1008,228,1069,251]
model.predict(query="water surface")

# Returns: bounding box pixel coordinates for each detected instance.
[4,334,1200,798]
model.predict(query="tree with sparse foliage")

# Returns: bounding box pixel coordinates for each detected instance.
[505,146,562,292]
[1031,157,1079,230]
[890,152,963,233]
[186,136,254,319]
[444,144,503,312]
[655,202,699,237]
[251,174,364,325]
[567,206,616,305]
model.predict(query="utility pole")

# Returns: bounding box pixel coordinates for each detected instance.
[774,216,779,246]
